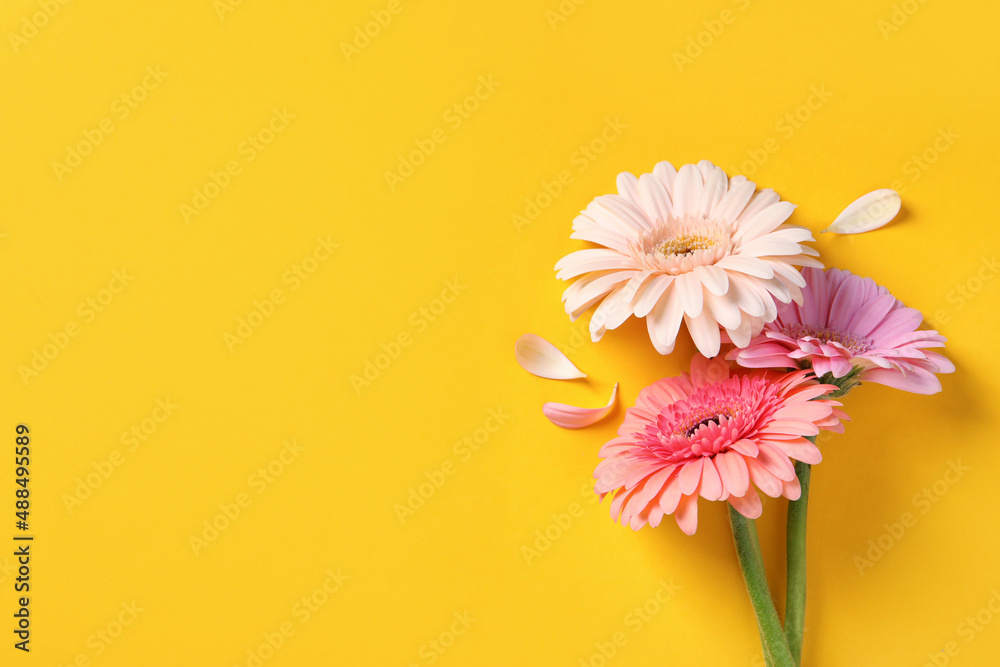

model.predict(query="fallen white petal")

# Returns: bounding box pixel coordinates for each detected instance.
[543,383,618,429]
[515,333,586,380]
[822,189,901,234]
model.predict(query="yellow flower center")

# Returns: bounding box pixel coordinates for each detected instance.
[653,234,716,257]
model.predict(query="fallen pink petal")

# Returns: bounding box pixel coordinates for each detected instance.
[543,383,619,429]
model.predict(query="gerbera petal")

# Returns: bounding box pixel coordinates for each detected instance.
[632,274,674,318]
[616,171,639,200]
[647,293,684,355]
[715,451,750,497]
[555,249,637,280]
[676,272,704,317]
[822,188,901,235]
[728,489,763,519]
[862,367,944,394]
[673,493,699,535]
[678,458,704,495]
[716,255,775,279]
[684,311,722,358]
[515,334,586,379]
[694,264,729,296]
[713,175,756,221]
[700,459,725,500]
[746,459,783,497]
[734,201,796,244]
[671,163,702,218]
[543,383,618,429]
[637,172,673,224]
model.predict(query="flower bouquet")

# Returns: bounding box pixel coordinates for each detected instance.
[516,161,954,666]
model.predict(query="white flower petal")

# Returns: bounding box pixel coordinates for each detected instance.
[712,175,755,221]
[515,334,586,379]
[704,292,742,330]
[637,173,673,224]
[716,255,775,279]
[616,172,639,199]
[675,272,704,317]
[543,383,618,429]
[733,201,796,244]
[738,188,780,222]
[633,274,674,317]
[653,161,677,190]
[671,163,702,218]
[647,294,683,354]
[555,248,636,280]
[684,311,722,358]
[693,264,729,296]
[823,189,901,234]
[698,163,728,219]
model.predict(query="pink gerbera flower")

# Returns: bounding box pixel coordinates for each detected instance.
[729,268,955,394]
[594,356,845,534]
[555,160,822,358]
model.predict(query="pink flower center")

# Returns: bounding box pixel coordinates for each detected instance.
[635,376,777,461]
[780,323,870,354]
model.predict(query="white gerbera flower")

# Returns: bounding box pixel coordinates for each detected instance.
[555,160,822,357]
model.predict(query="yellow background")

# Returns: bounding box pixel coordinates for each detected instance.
[1,0,997,665]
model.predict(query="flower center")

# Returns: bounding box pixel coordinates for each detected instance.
[674,400,738,438]
[780,323,870,354]
[684,414,725,437]
[631,219,732,274]
[653,234,716,257]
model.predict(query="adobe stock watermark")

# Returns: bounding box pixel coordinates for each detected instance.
[179,107,295,223]
[384,76,501,192]
[545,0,587,30]
[672,0,752,72]
[232,567,349,667]
[7,0,72,53]
[521,480,605,566]
[920,589,1000,667]
[55,601,144,667]
[340,0,409,62]
[18,268,134,385]
[394,407,511,523]
[887,127,959,197]
[405,611,476,667]
[223,236,339,352]
[61,397,179,514]
[728,85,834,179]
[579,580,682,667]
[512,117,628,233]
[877,0,931,39]
[350,277,466,394]
[189,439,306,555]
[926,254,997,330]
[853,459,969,575]
[52,66,169,181]
[0,556,14,586]
[214,0,246,21]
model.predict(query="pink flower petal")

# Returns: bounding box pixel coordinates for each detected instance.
[673,493,699,535]
[728,489,763,519]
[543,383,618,429]
[515,333,586,380]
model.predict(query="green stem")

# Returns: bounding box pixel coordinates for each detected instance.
[729,504,795,667]
[784,459,811,666]
[747,523,775,667]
